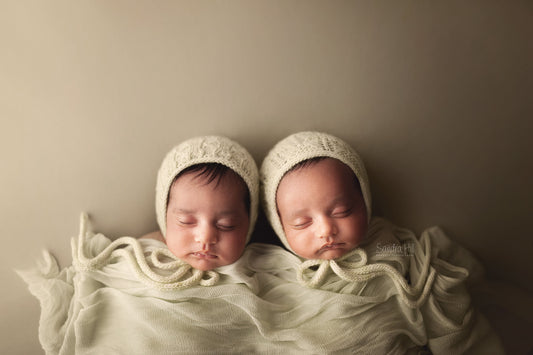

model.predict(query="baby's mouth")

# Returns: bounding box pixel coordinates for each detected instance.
[319,243,345,252]
[191,251,217,259]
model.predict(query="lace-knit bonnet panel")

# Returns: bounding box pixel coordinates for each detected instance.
[156,136,259,243]
[260,131,371,253]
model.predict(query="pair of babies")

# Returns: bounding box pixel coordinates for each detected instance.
[20,131,504,353]
[128,132,502,353]
[143,131,371,270]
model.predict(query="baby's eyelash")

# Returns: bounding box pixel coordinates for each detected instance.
[332,207,353,217]
[292,221,311,229]
[216,224,235,231]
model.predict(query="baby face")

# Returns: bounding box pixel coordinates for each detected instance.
[276,158,368,260]
[165,170,249,271]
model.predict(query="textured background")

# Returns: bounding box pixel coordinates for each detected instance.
[2,1,532,353]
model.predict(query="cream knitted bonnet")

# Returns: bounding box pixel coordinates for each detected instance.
[260,131,372,252]
[156,136,259,243]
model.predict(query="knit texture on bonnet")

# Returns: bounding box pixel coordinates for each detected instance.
[156,136,259,243]
[260,131,371,253]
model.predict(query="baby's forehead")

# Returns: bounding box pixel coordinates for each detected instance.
[283,157,354,180]
[277,157,361,197]
[173,165,244,188]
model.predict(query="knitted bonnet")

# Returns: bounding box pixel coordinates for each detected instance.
[260,131,372,252]
[156,136,259,243]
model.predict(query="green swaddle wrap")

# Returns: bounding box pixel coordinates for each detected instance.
[18,215,503,354]
[247,217,504,354]
[18,215,423,354]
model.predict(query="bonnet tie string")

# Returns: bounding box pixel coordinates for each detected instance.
[297,241,435,308]
[72,213,219,290]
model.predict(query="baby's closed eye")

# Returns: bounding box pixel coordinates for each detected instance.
[177,219,196,226]
[291,218,312,229]
[216,223,236,231]
[176,214,196,226]
[215,217,239,231]
[331,206,353,218]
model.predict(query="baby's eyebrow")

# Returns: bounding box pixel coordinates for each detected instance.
[171,208,240,217]
[287,208,309,218]
[216,210,241,217]
[330,195,352,205]
[172,208,195,214]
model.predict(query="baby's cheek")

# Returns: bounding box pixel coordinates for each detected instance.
[164,235,185,257]
[286,230,307,249]
[165,242,180,258]
[354,220,368,244]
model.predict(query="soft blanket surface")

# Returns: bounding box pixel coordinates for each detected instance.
[18,215,504,354]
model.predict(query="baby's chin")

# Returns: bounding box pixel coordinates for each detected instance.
[312,241,361,260]
[187,259,220,271]
[186,255,240,271]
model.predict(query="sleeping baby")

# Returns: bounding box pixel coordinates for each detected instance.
[259,131,505,354]
[18,136,305,354]
[19,132,505,354]
[140,135,258,271]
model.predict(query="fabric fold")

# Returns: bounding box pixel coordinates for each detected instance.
[282,217,503,354]
[18,215,503,354]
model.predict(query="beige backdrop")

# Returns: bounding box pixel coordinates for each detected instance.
[2,1,532,354]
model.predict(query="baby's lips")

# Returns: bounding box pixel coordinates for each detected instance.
[191,251,218,259]
[318,243,345,252]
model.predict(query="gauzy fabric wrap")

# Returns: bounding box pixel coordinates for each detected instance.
[18,215,503,354]
[17,215,295,354]
[246,217,504,354]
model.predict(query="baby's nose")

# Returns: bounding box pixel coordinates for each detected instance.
[195,224,218,246]
[316,216,336,239]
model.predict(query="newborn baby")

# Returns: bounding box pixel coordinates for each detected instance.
[259,131,504,354]
[142,135,258,271]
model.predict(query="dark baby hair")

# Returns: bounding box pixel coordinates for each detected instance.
[171,163,251,214]
[287,157,362,192]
